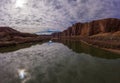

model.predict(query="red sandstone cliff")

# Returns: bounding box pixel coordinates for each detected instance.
[52,18,120,37]
[52,18,120,50]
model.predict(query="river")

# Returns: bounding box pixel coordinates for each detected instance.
[0,40,120,83]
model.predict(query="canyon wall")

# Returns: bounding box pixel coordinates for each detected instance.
[52,18,120,38]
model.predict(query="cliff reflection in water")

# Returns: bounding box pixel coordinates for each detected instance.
[0,41,120,83]
[56,40,120,59]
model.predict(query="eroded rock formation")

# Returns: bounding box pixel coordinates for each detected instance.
[52,18,120,37]
[52,18,120,50]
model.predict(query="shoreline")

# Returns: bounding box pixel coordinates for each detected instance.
[80,40,120,55]
[53,38,120,55]
[0,37,51,47]
[0,37,120,55]
[103,48,120,55]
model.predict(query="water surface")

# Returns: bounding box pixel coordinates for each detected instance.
[0,41,120,83]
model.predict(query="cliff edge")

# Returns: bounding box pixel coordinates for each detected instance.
[52,18,120,51]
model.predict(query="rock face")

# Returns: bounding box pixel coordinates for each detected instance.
[52,18,120,37]
[52,18,120,50]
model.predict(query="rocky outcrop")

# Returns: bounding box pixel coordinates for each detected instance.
[52,18,120,37]
[52,18,120,50]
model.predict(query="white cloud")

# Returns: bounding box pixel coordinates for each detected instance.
[0,0,120,33]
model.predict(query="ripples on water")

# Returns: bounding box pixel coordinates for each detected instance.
[0,42,120,83]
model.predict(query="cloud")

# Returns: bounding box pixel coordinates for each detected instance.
[0,0,120,33]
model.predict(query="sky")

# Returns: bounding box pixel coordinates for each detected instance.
[0,0,120,33]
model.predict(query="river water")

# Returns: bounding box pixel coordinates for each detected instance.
[0,40,120,83]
